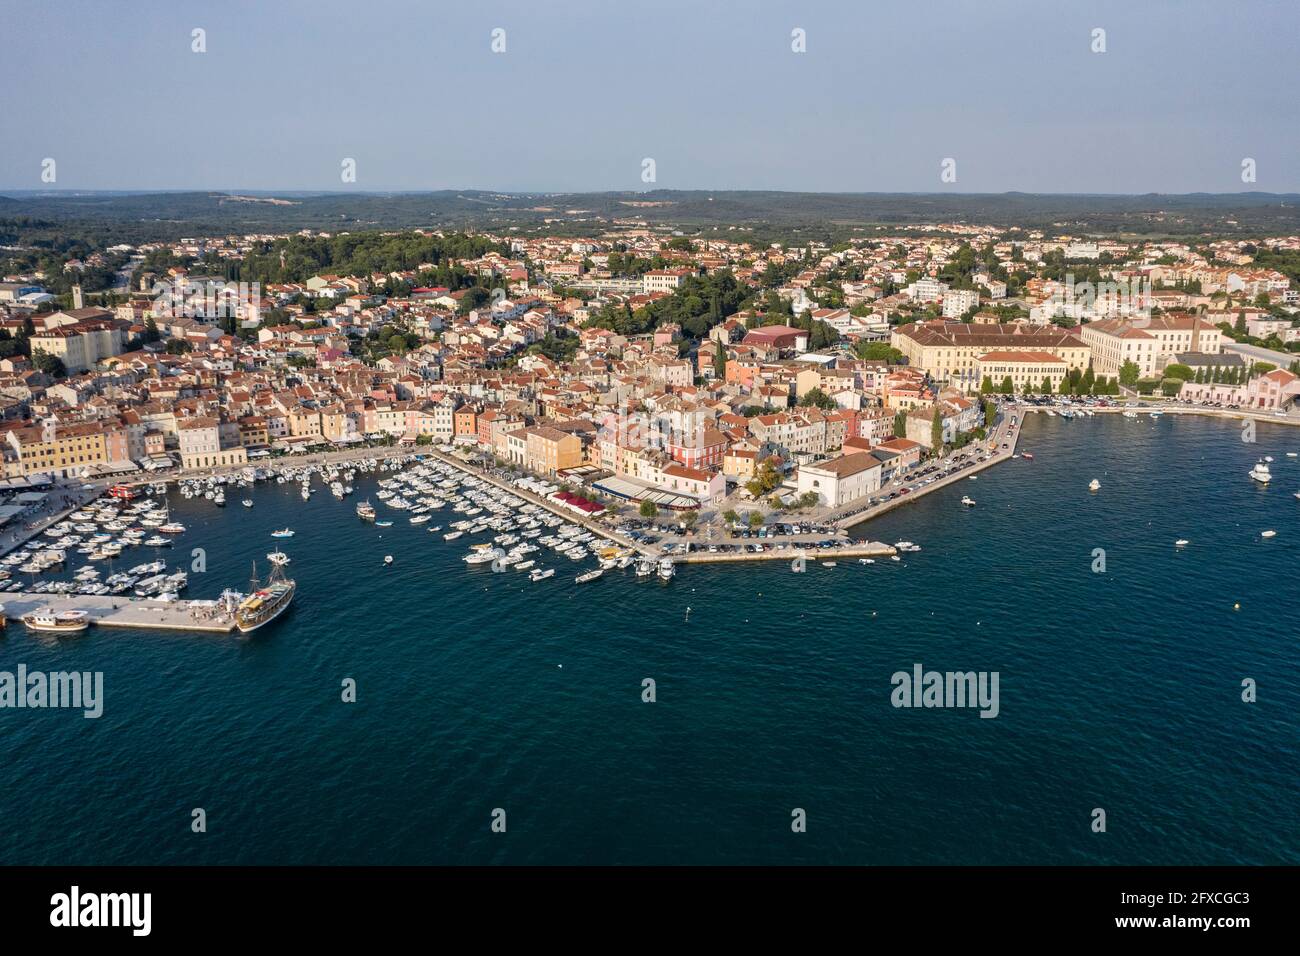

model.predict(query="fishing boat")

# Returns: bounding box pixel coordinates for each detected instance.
[234,563,296,635]
[356,500,376,521]
[22,609,90,634]
[271,528,295,538]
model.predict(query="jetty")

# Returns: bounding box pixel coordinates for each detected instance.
[1,593,236,634]
[678,541,895,564]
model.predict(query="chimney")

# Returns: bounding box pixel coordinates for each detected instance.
[72,285,84,310]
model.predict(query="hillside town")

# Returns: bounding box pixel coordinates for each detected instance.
[2,223,1299,526]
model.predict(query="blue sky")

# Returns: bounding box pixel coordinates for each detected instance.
[2,0,1297,193]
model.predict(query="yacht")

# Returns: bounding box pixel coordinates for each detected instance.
[158,522,186,534]
[1249,461,1272,484]
[960,496,976,507]
[266,551,291,566]
[657,558,675,581]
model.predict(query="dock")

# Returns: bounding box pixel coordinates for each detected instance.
[678,541,896,564]
[0,593,236,634]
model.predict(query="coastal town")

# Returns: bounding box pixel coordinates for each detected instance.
[2,222,1298,543]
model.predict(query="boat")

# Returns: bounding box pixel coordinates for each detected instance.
[409,515,431,525]
[1248,461,1271,484]
[444,531,463,541]
[266,551,291,566]
[356,500,376,521]
[1260,530,1277,538]
[242,500,253,508]
[858,558,875,565]
[657,558,675,581]
[383,555,394,565]
[575,568,604,584]
[1088,479,1100,492]
[821,561,837,567]
[22,609,90,634]
[1175,539,1189,547]
[1021,452,1034,461]
[234,564,296,634]
[513,559,536,571]
[635,558,655,577]
[271,528,295,538]
[374,520,393,528]
[960,496,976,507]
[158,522,186,534]
[529,568,555,582]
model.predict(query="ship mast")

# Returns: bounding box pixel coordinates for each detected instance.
[248,560,260,592]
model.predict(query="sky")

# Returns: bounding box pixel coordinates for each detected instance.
[2,0,1297,194]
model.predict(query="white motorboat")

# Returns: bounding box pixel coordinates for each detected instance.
[960,496,976,507]
[1260,530,1277,538]
[1088,479,1100,492]
[1249,461,1271,483]
[575,568,604,584]
[266,551,291,566]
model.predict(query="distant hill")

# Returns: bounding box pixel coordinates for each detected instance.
[2,189,1299,244]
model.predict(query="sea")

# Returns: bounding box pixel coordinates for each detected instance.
[1,413,1297,865]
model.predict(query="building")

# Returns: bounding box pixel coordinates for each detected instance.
[1079,314,1223,377]
[976,351,1069,393]
[942,289,981,318]
[892,322,1089,390]
[4,422,109,477]
[177,417,248,470]
[796,452,883,507]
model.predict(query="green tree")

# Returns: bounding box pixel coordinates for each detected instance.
[999,376,1014,395]
[930,407,943,450]
[893,409,907,438]
[1119,360,1141,388]
[983,399,996,428]
[639,499,659,520]
[979,375,993,394]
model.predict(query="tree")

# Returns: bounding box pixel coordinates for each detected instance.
[1119,360,1140,388]
[999,376,1014,395]
[31,348,66,378]
[1040,376,1054,395]
[746,458,782,498]
[930,407,943,450]
[799,387,837,411]
[893,409,907,438]
[747,510,765,530]
[854,341,905,363]
[722,509,739,526]
[979,375,993,394]
[983,399,996,428]
[639,499,658,520]
[1164,363,1194,381]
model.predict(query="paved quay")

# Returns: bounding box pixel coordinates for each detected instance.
[677,541,896,564]
[0,592,236,634]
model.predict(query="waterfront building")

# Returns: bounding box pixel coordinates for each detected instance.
[1078,313,1223,377]
[796,452,883,507]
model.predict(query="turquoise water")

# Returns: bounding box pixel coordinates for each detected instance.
[1,414,1297,865]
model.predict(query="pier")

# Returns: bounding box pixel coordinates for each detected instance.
[678,541,896,564]
[0,593,236,634]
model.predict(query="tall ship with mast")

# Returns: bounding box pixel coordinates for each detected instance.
[233,561,296,635]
